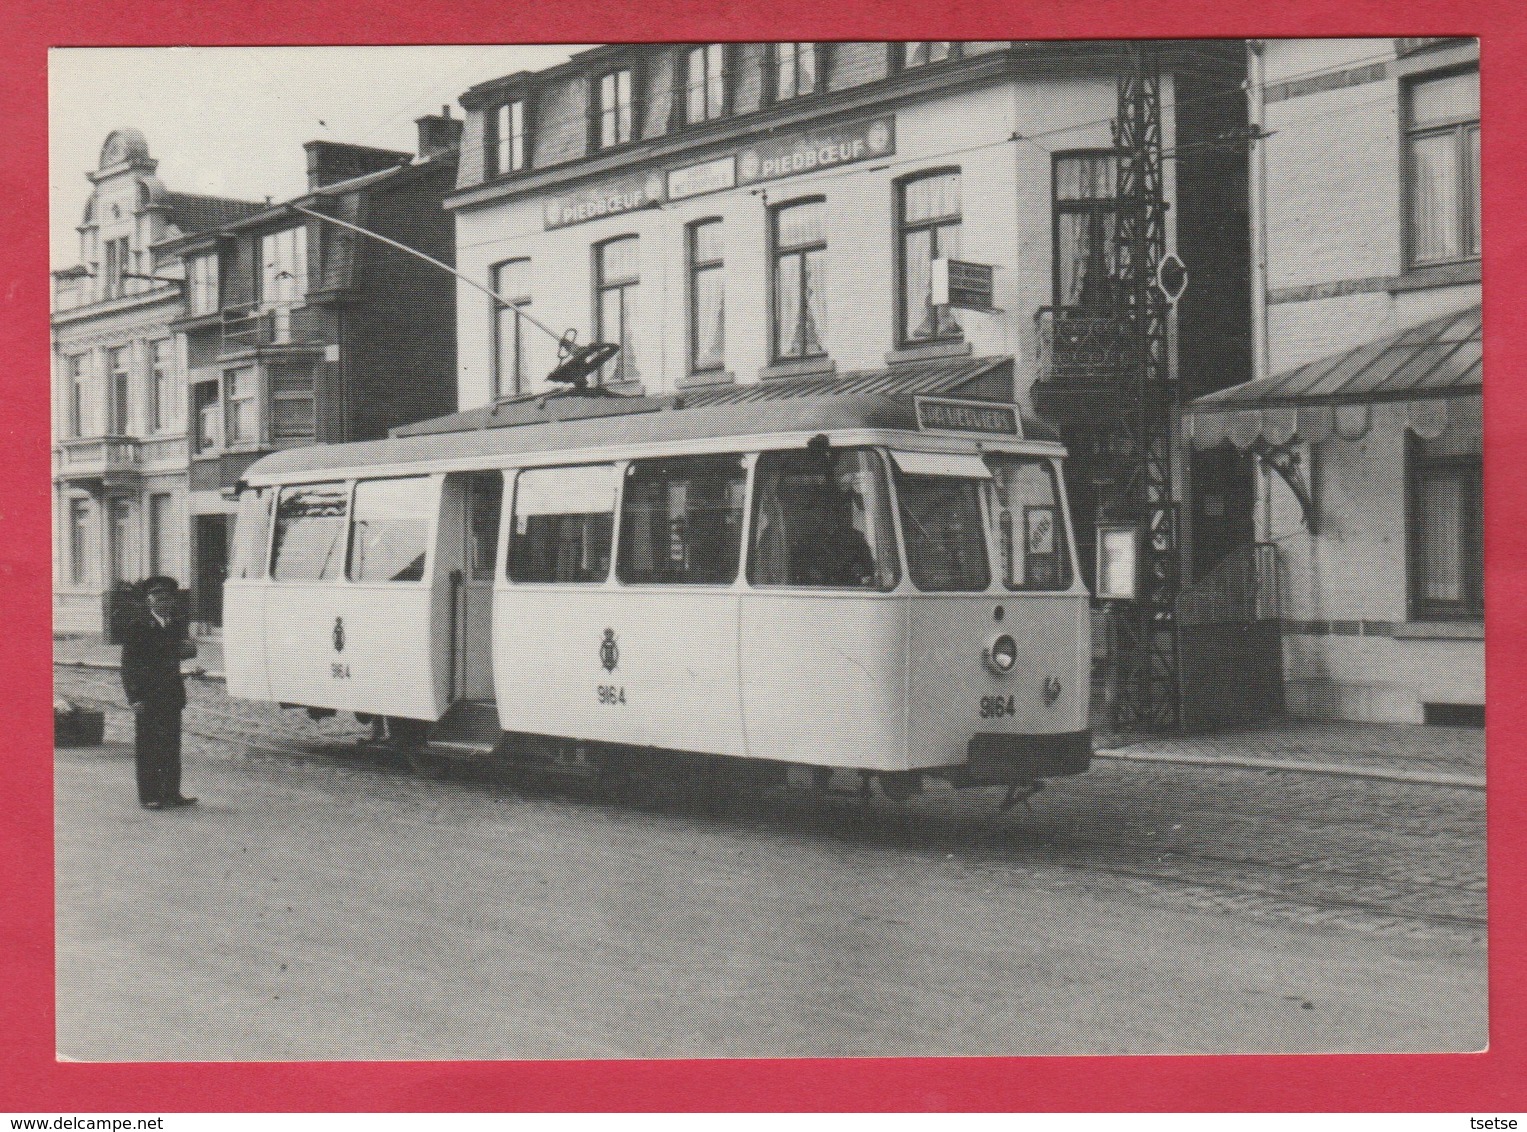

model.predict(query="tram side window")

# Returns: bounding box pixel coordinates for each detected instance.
[892,462,991,592]
[508,464,617,583]
[618,455,746,585]
[749,447,899,589]
[347,477,433,583]
[229,487,273,580]
[984,457,1072,591]
[271,483,349,582]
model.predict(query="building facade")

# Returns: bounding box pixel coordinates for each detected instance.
[443,42,1252,607]
[157,114,464,630]
[51,130,263,635]
[1186,38,1482,724]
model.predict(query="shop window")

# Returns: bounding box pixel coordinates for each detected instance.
[271,482,349,582]
[1409,423,1482,620]
[618,455,746,585]
[509,464,617,583]
[770,198,826,361]
[347,477,432,583]
[1404,69,1480,269]
[749,447,899,590]
[897,170,963,345]
[687,220,725,374]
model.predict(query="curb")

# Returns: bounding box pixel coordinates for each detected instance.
[1095,746,1485,791]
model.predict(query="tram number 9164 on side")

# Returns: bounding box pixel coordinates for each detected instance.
[220,390,1093,811]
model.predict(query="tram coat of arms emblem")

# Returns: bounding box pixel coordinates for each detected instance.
[600,628,619,672]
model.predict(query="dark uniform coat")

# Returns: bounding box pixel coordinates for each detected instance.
[120,609,189,806]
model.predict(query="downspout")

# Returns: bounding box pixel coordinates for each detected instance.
[1247,40,1273,541]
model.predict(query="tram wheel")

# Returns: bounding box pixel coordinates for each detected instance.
[878,771,922,803]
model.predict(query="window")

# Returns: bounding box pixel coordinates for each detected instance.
[347,477,432,583]
[773,43,820,101]
[109,498,136,583]
[902,42,958,68]
[103,237,130,299]
[224,367,257,446]
[467,472,503,580]
[66,355,86,438]
[594,69,634,150]
[618,455,746,585]
[893,461,991,592]
[188,254,219,315]
[1409,414,1482,620]
[69,499,91,585]
[150,340,175,433]
[271,482,349,581]
[107,347,130,434]
[983,456,1072,591]
[491,99,528,176]
[898,171,963,345]
[1405,69,1480,268]
[771,199,827,361]
[687,220,725,373]
[1054,151,1123,311]
[258,226,307,343]
[269,364,316,447]
[595,237,640,385]
[684,45,728,124]
[148,493,172,577]
[749,446,899,589]
[230,487,272,580]
[492,258,533,399]
[193,381,221,453]
[509,464,618,583]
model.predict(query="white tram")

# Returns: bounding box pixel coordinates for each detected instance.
[222,387,1092,800]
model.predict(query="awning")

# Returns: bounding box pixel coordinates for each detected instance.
[1185,304,1481,450]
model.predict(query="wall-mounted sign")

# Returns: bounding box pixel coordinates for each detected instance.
[667,156,737,201]
[544,171,668,230]
[914,396,1022,438]
[737,116,895,186]
[930,258,995,311]
[1096,522,1139,601]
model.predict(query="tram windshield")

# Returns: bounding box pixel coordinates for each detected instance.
[748,447,899,590]
[891,458,991,593]
[982,456,1073,591]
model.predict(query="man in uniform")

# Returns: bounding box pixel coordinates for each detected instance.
[121,576,198,810]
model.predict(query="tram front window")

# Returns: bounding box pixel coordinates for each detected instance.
[983,456,1073,591]
[749,447,898,590]
[892,462,991,592]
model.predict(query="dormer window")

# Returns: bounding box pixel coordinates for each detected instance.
[491,98,528,176]
[684,45,728,124]
[901,42,959,69]
[773,43,822,101]
[594,69,634,150]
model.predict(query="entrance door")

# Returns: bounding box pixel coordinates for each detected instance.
[195,514,229,627]
[455,471,501,701]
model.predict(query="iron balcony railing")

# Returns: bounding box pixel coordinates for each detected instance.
[1176,541,1281,627]
[1034,306,1138,386]
[219,302,321,356]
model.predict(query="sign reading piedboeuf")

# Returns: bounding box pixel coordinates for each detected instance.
[914,396,1023,439]
[544,171,668,230]
[737,117,895,186]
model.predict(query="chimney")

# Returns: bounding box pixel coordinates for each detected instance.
[416,105,463,161]
[304,140,413,190]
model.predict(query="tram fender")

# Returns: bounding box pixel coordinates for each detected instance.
[954,729,1092,785]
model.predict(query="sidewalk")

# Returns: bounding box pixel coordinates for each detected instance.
[55,632,1484,788]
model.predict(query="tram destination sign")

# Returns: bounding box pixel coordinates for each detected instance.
[737,116,895,186]
[914,396,1023,439]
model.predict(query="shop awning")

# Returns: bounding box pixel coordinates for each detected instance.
[1185,304,1481,450]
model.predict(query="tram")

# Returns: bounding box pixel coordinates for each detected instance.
[221,382,1092,803]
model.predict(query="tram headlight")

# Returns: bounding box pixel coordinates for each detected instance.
[983,634,1019,675]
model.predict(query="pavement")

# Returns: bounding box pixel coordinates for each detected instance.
[54,631,1486,789]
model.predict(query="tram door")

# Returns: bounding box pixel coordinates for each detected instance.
[451,471,502,701]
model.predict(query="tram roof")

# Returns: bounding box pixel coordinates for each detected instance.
[244,358,1062,482]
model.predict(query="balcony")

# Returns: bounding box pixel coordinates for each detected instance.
[54,435,141,487]
[219,303,326,358]
[1033,306,1138,387]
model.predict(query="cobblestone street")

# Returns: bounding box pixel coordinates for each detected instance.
[54,663,1487,1061]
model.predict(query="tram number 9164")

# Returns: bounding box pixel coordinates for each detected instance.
[597,685,627,706]
[979,694,1016,719]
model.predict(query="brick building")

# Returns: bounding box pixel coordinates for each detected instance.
[1185,39,1482,724]
[155,111,463,629]
[51,129,263,634]
[437,42,1252,601]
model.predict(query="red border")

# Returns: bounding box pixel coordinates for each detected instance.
[6,0,1525,1113]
